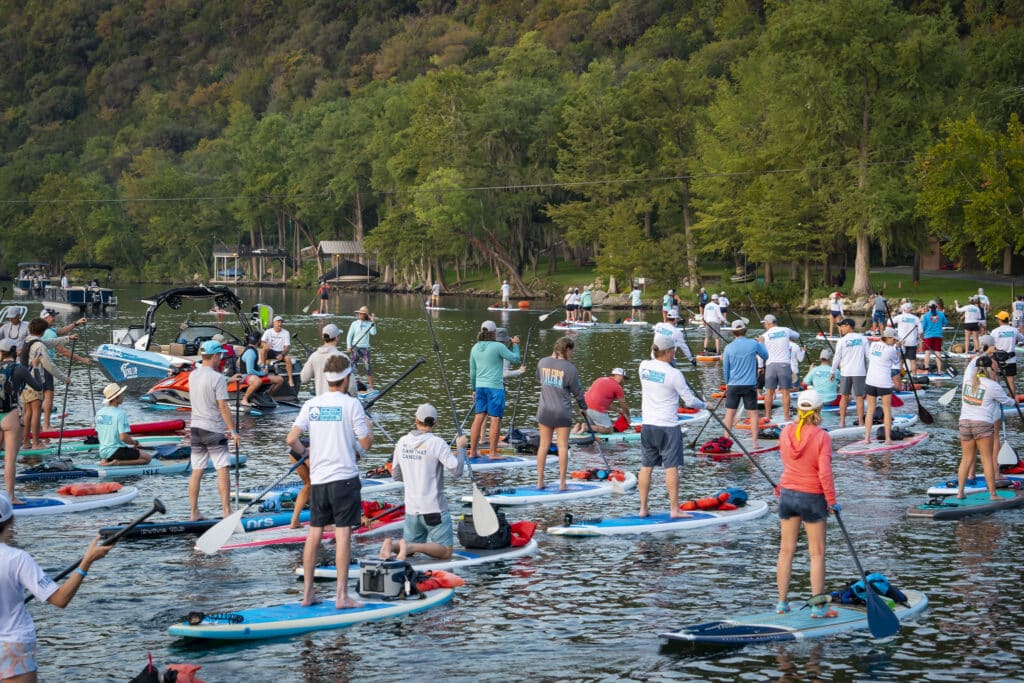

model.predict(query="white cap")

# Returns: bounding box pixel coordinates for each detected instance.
[900,302,912,312]
[928,300,937,306]
[882,328,897,339]
[415,403,438,422]
[711,293,719,299]
[480,320,497,333]
[322,324,340,339]
[273,315,284,322]
[611,367,626,378]
[5,309,17,319]
[720,291,726,296]
[0,493,11,523]
[667,307,679,319]
[0,338,17,353]
[761,314,777,324]
[40,308,57,318]
[797,389,823,411]
[652,333,675,352]
[212,333,226,343]
[730,319,747,331]
[820,348,833,360]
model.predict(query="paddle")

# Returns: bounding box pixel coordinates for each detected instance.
[359,502,406,531]
[233,380,241,506]
[700,396,780,490]
[54,338,78,461]
[997,420,1017,466]
[300,292,319,314]
[538,305,563,322]
[507,327,533,443]
[812,319,836,353]
[26,497,166,603]
[745,293,763,325]
[195,454,309,555]
[942,319,961,360]
[937,385,958,407]
[581,411,623,494]
[81,323,97,418]
[361,357,426,412]
[832,509,901,639]
[686,394,726,450]
[414,286,499,536]
[884,301,934,425]
[291,334,315,357]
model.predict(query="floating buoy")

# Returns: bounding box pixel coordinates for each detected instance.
[518,300,530,309]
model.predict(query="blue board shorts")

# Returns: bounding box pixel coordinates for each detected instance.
[404,511,453,547]
[474,387,506,417]
[640,424,684,469]
[778,488,828,523]
[873,311,886,324]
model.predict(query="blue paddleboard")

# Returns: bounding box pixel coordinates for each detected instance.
[547,501,769,536]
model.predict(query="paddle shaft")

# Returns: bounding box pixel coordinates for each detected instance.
[301,292,319,314]
[811,319,836,353]
[507,327,533,436]
[362,357,426,413]
[745,293,763,326]
[54,338,78,460]
[833,509,901,638]
[26,498,166,603]
[884,302,933,424]
[783,306,805,347]
[291,334,315,357]
[538,305,563,322]
[687,393,726,449]
[234,380,241,507]
[681,306,728,345]
[82,324,97,418]
[580,410,612,472]
[700,393,778,490]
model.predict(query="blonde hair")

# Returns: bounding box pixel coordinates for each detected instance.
[794,407,822,440]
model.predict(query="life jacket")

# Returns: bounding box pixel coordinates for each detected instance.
[612,414,630,432]
[680,491,737,511]
[699,437,733,454]
[830,572,908,607]
[365,462,392,479]
[570,468,625,481]
[509,520,537,547]
[57,482,123,496]
[415,569,465,592]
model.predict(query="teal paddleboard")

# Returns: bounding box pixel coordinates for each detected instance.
[907,489,1024,520]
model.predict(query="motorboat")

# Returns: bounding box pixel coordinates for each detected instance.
[91,285,302,396]
[42,263,118,313]
[12,262,51,296]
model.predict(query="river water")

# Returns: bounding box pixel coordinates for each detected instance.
[8,286,1022,681]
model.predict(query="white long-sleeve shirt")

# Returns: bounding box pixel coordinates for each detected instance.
[831,332,868,378]
[896,313,922,346]
[760,326,800,365]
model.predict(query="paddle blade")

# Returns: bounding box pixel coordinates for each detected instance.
[611,477,625,495]
[918,404,935,425]
[470,486,499,536]
[195,510,246,555]
[937,386,957,407]
[998,441,1018,466]
[864,588,901,639]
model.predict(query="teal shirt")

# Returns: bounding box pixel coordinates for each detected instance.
[802,365,839,405]
[346,320,376,349]
[95,405,130,459]
[42,328,58,360]
[469,341,520,390]
[580,291,592,307]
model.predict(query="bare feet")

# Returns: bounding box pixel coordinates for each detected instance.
[336,597,363,610]
[670,511,692,519]
[189,513,208,522]
[396,539,409,561]
[379,538,394,559]
[10,497,25,506]
[536,480,545,490]
[301,594,322,607]
[559,480,567,491]
[639,507,649,518]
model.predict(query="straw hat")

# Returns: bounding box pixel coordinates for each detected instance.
[355,306,371,315]
[102,383,128,404]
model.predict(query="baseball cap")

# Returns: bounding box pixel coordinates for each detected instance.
[730,319,747,331]
[5,309,17,319]
[322,323,340,339]
[200,340,225,355]
[480,320,496,333]
[611,367,627,378]
[995,311,1010,321]
[273,315,284,322]
[40,308,57,318]
[928,300,937,307]
[212,333,226,343]
[667,307,679,319]
[720,291,726,296]
[979,334,995,348]
[820,348,833,360]
[652,333,675,352]
[882,328,897,339]
[839,318,855,327]
[900,302,912,312]
[495,327,510,343]
[797,389,823,411]
[0,493,12,523]
[711,293,719,299]
[415,403,438,423]
[0,338,17,353]
[761,314,777,324]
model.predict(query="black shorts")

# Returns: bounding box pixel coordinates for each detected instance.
[1003,362,1017,377]
[266,349,285,361]
[42,370,54,392]
[778,488,828,523]
[725,385,758,411]
[964,322,980,332]
[902,345,917,361]
[310,476,362,528]
[109,446,141,461]
[865,384,892,397]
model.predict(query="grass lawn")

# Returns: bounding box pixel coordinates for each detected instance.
[868,272,1019,311]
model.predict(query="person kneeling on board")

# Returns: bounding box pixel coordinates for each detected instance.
[380,404,465,561]
[571,368,630,435]
[96,383,151,467]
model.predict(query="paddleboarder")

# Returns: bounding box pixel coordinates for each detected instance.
[346,306,376,391]
[1013,295,1024,332]
[0,495,114,682]
[630,284,644,322]
[20,319,73,451]
[895,302,922,373]
[239,333,284,406]
[830,318,868,429]
[187,340,239,522]
[260,315,294,389]
[862,329,901,445]
[535,336,587,491]
[431,282,441,307]
[468,320,520,461]
[775,389,839,618]
[638,333,706,518]
[286,354,372,609]
[722,320,768,447]
[571,368,630,435]
[316,280,330,314]
[870,291,887,335]
[702,294,726,355]
[1,338,44,505]
[758,315,801,423]
[957,355,1016,501]
[653,308,695,366]
[991,311,1024,394]
[300,324,348,397]
[501,280,511,308]
[954,296,983,354]
[579,285,593,323]
[827,292,844,337]
[920,301,948,374]
[95,383,151,467]
[39,309,88,432]
[803,349,839,407]
[0,309,28,353]
[380,403,465,561]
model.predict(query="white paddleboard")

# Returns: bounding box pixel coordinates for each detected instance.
[13,486,140,517]
[461,472,638,506]
[547,500,769,536]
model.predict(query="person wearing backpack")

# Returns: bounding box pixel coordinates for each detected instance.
[0,338,44,505]
[19,319,73,451]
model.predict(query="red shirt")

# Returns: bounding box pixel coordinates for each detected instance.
[584,377,624,414]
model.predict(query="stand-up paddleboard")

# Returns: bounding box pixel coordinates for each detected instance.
[926,475,1024,497]
[167,588,455,640]
[907,490,1024,520]
[16,457,194,481]
[628,410,709,431]
[695,443,779,462]
[359,390,381,405]
[465,455,537,471]
[547,500,769,536]
[913,371,956,383]
[486,305,527,312]
[236,477,404,503]
[622,318,649,326]
[837,432,929,455]
[695,354,721,363]
[310,312,332,318]
[216,516,406,551]
[2,436,184,460]
[302,538,540,580]
[100,510,312,539]
[553,321,597,330]
[660,590,928,645]
[461,472,637,506]
[13,486,139,517]
[821,394,913,413]
[570,429,643,444]
[815,334,842,342]
[36,419,186,440]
